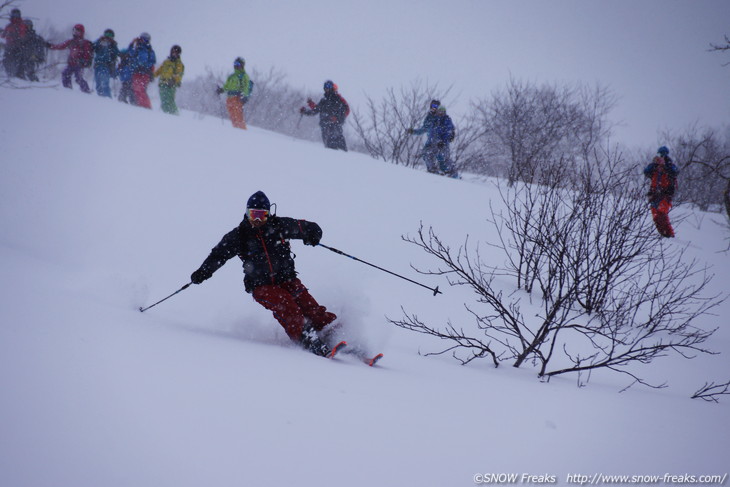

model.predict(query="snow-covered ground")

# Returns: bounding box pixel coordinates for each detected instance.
[1,84,728,486]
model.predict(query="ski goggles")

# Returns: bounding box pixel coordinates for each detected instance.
[247,208,269,221]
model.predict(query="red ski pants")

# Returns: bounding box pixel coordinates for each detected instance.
[252,278,336,341]
[132,73,152,109]
[650,199,675,237]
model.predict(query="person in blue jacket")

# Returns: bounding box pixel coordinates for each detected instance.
[92,29,119,98]
[407,100,457,177]
[116,47,134,104]
[127,33,156,109]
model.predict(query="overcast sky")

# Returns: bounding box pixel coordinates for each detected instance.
[18,0,730,149]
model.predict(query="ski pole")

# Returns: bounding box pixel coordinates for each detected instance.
[318,243,441,296]
[139,282,191,312]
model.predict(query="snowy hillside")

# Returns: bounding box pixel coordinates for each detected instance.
[1,86,729,487]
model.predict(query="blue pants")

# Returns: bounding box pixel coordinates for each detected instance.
[423,143,456,176]
[94,66,114,97]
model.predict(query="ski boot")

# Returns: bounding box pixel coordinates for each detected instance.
[300,327,333,357]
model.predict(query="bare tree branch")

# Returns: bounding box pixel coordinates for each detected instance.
[709,34,730,66]
[692,380,730,402]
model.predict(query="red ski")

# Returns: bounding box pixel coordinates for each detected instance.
[329,340,348,358]
[341,348,384,366]
[363,353,384,367]
[323,333,383,366]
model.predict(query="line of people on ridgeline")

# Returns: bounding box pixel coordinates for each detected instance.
[1,9,182,113]
[1,9,460,174]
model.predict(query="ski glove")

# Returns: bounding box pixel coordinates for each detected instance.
[302,227,323,247]
[191,268,211,284]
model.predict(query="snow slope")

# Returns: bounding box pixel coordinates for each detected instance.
[1,86,728,487]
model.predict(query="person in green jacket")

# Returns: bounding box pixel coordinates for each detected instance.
[216,57,252,129]
[154,45,184,114]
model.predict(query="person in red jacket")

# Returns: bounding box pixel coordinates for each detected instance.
[644,146,679,238]
[190,191,337,357]
[1,8,28,78]
[48,24,93,93]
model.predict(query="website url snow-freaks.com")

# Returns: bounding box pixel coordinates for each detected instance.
[473,473,729,485]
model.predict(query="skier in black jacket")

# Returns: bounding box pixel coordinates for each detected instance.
[300,80,349,151]
[190,191,337,356]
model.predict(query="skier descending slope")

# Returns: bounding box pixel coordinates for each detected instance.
[189,191,339,357]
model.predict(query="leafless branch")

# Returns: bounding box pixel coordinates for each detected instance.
[691,380,730,403]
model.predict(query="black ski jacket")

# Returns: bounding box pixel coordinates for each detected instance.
[194,216,322,293]
[302,91,350,127]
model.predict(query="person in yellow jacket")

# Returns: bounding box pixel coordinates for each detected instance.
[216,57,252,129]
[154,45,184,114]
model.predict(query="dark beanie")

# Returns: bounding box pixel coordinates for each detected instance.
[246,191,270,210]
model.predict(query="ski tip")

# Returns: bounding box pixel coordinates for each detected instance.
[367,353,384,367]
[329,340,348,359]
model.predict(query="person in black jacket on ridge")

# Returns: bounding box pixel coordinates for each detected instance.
[190,191,337,357]
[300,80,350,151]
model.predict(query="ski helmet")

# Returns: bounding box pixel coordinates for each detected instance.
[73,24,85,36]
[323,80,335,92]
[234,57,245,69]
[430,99,441,109]
[171,45,182,56]
[246,191,271,211]
[10,8,21,19]
[657,146,669,156]
[140,32,151,42]
[104,28,115,38]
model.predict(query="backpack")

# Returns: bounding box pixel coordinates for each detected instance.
[240,79,254,103]
[649,156,678,197]
[79,39,93,68]
[132,43,155,72]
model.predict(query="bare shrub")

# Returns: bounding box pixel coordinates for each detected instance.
[471,78,616,185]
[391,150,725,388]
